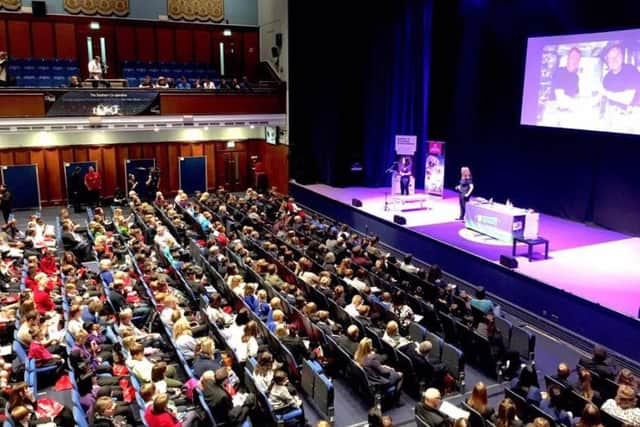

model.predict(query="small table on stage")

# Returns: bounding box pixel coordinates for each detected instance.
[512,235,549,262]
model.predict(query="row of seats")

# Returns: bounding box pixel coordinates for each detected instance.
[8,58,80,87]
[121,61,218,86]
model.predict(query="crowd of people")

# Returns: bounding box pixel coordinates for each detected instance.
[1,183,639,427]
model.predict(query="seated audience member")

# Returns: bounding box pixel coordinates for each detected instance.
[539,384,572,427]
[354,337,403,402]
[145,393,199,427]
[415,388,450,427]
[470,287,494,314]
[173,317,197,360]
[155,76,169,89]
[600,384,640,426]
[275,324,310,365]
[578,344,616,379]
[267,370,303,412]
[382,320,410,349]
[616,368,638,391]
[510,364,542,405]
[192,337,220,379]
[576,368,602,407]
[139,75,154,88]
[93,396,124,427]
[201,369,255,426]
[177,76,191,89]
[530,418,550,427]
[467,382,495,420]
[400,254,419,274]
[492,398,522,427]
[335,324,360,356]
[400,340,445,391]
[69,75,82,88]
[574,403,604,427]
[552,363,572,388]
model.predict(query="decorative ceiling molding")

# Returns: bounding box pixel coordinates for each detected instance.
[167,0,224,23]
[64,0,129,17]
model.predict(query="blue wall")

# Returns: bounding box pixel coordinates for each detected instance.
[37,0,258,26]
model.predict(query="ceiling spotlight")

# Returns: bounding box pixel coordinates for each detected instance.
[204,126,209,131]
[153,126,159,132]
[138,124,144,129]
[166,123,173,128]
[77,125,84,130]
[250,125,255,129]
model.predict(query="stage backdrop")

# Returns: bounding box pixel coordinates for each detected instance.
[289,1,432,189]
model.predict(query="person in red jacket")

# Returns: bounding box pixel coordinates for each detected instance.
[84,166,102,208]
[145,393,199,427]
[33,281,56,314]
[40,248,58,275]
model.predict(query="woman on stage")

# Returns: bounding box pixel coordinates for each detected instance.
[399,157,412,195]
[455,166,473,220]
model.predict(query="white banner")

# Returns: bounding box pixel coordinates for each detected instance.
[394,135,417,155]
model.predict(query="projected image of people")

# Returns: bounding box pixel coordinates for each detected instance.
[521,28,640,136]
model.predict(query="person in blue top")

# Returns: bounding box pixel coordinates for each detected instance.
[470,287,494,314]
[455,166,474,220]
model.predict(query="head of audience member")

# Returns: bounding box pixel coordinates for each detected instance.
[453,419,468,427]
[427,264,442,283]
[495,398,517,427]
[354,337,373,365]
[516,364,539,389]
[577,403,602,427]
[385,321,399,338]
[475,287,487,300]
[615,384,637,410]
[468,381,488,415]
[403,254,413,265]
[547,384,568,411]
[616,368,637,390]
[592,344,608,363]
[557,363,570,380]
[423,388,442,409]
[532,418,550,427]
[95,396,115,417]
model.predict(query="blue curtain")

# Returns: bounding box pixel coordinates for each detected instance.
[362,1,433,188]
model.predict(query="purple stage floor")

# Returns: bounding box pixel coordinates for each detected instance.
[303,184,640,318]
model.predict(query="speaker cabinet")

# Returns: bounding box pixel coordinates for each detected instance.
[393,215,406,225]
[32,1,47,16]
[275,33,283,48]
[500,255,518,269]
[351,198,362,207]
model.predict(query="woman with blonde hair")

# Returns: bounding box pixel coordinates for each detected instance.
[467,381,494,420]
[601,384,640,425]
[172,317,196,359]
[616,368,638,391]
[455,166,474,220]
[354,338,403,402]
[382,320,409,349]
[234,320,259,362]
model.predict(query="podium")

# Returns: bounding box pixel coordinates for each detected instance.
[391,173,415,195]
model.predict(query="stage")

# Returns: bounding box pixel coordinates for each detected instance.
[290,182,640,361]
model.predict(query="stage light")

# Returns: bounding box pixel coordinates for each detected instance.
[153,126,159,132]
[250,125,255,129]
[90,22,100,30]
[223,29,232,36]
[204,126,209,131]
[137,124,144,129]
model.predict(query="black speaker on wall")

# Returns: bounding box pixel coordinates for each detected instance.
[351,198,362,208]
[499,255,518,269]
[393,215,406,225]
[32,1,47,16]
[275,33,283,48]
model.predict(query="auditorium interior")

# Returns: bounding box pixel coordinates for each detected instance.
[1,1,640,427]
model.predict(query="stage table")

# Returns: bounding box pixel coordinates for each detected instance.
[464,200,539,243]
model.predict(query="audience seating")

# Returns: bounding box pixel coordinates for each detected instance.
[9,58,80,87]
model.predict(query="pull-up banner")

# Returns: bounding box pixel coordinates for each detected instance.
[394,135,417,155]
[425,140,446,197]
[47,90,159,117]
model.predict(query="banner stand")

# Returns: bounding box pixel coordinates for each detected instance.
[425,140,446,197]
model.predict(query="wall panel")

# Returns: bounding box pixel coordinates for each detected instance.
[13,150,29,165]
[7,20,31,58]
[73,148,88,162]
[0,20,7,52]
[156,28,175,63]
[54,23,77,59]
[142,144,155,159]
[116,26,136,61]
[179,143,191,158]
[135,27,156,62]
[191,143,203,156]
[44,148,63,202]
[29,149,47,201]
[0,151,12,166]
[205,142,215,190]
[243,31,259,80]
[102,146,117,196]
[31,22,54,58]
[194,30,211,64]
[175,29,193,63]
[167,143,179,193]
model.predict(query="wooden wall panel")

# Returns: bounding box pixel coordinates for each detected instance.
[204,142,215,190]
[191,143,203,156]
[7,20,31,58]
[88,147,102,167]
[142,144,155,159]
[128,144,142,159]
[102,146,117,196]
[0,20,7,52]
[0,151,12,166]
[194,30,211,64]
[175,29,193,63]
[31,22,54,59]
[179,143,192,158]
[44,148,63,202]
[13,150,29,165]
[167,143,179,193]
[60,148,74,165]
[135,27,156,62]
[156,28,175,63]
[54,23,77,59]
[73,148,88,162]
[116,26,136,61]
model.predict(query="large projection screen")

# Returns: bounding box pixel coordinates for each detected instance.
[521,28,640,136]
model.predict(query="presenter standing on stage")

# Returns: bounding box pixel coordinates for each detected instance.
[455,166,473,220]
[399,156,412,195]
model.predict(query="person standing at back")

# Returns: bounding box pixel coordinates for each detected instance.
[455,166,474,220]
[0,184,12,223]
[84,166,102,208]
